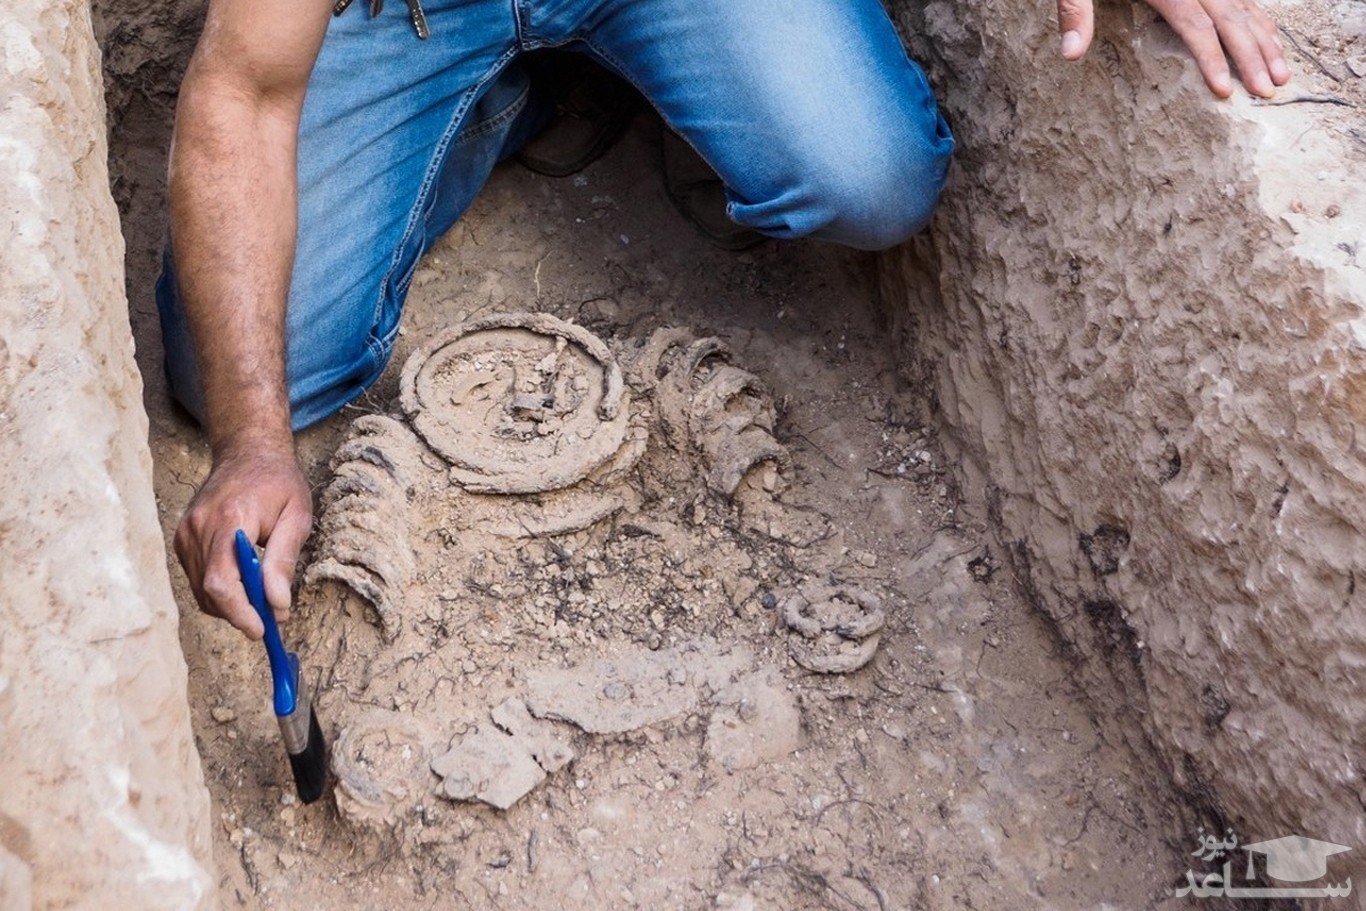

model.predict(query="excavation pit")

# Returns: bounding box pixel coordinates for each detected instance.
[6,0,1364,906]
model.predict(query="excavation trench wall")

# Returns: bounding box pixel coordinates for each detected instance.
[0,3,214,908]
[882,0,1366,852]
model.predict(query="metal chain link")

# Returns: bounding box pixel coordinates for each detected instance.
[332,0,429,39]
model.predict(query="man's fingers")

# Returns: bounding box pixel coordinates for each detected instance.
[173,523,205,609]
[1256,11,1291,85]
[1154,0,1233,96]
[201,528,266,639]
[1214,7,1275,96]
[261,503,312,623]
[172,450,312,638]
[1058,0,1095,59]
[1146,0,1290,97]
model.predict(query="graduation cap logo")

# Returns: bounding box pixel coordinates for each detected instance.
[1175,830,1353,899]
[1243,836,1351,883]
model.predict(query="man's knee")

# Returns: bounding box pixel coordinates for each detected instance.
[729,108,953,250]
[796,113,953,250]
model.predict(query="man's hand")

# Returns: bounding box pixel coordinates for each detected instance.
[1058,0,1291,98]
[175,449,313,639]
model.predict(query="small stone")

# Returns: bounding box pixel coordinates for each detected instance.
[854,550,878,568]
[882,721,907,740]
[278,851,297,870]
[211,706,236,724]
[279,806,297,828]
[1348,56,1366,78]
[1326,204,1342,219]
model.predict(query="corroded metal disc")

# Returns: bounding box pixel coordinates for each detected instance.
[399,313,631,494]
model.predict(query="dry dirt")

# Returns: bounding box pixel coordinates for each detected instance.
[99,17,1366,903]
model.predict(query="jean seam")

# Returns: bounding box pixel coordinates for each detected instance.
[513,0,531,49]
[455,80,530,145]
[369,45,522,353]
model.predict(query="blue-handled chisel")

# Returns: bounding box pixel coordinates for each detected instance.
[234,529,327,804]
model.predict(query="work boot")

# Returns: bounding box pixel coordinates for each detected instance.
[661,127,764,252]
[516,51,638,178]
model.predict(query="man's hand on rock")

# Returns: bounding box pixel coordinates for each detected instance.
[174,448,313,639]
[1057,0,1291,98]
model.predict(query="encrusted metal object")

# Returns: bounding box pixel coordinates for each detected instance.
[307,314,805,645]
[331,709,436,833]
[304,414,420,641]
[627,328,791,497]
[780,584,886,674]
[399,312,635,494]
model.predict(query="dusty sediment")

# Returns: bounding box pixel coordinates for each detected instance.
[36,0,1364,900]
[885,0,1366,859]
[0,2,215,907]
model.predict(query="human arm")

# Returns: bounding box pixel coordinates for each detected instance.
[1057,0,1290,98]
[168,0,333,638]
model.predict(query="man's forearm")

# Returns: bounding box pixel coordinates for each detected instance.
[169,72,302,458]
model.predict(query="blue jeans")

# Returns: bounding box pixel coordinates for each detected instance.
[158,0,953,430]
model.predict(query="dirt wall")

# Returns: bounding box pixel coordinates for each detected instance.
[0,2,215,907]
[884,0,1366,853]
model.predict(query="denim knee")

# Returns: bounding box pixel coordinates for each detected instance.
[758,111,953,251]
[825,116,953,249]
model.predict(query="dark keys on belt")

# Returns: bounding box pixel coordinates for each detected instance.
[332,0,429,39]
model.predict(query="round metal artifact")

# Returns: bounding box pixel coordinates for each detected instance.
[331,709,436,833]
[399,312,632,494]
[780,584,886,674]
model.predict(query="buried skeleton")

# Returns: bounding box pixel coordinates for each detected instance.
[302,313,888,828]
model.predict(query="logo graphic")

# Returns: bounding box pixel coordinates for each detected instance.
[1175,829,1352,900]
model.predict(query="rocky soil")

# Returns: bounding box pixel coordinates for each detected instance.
[95,2,1366,903]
